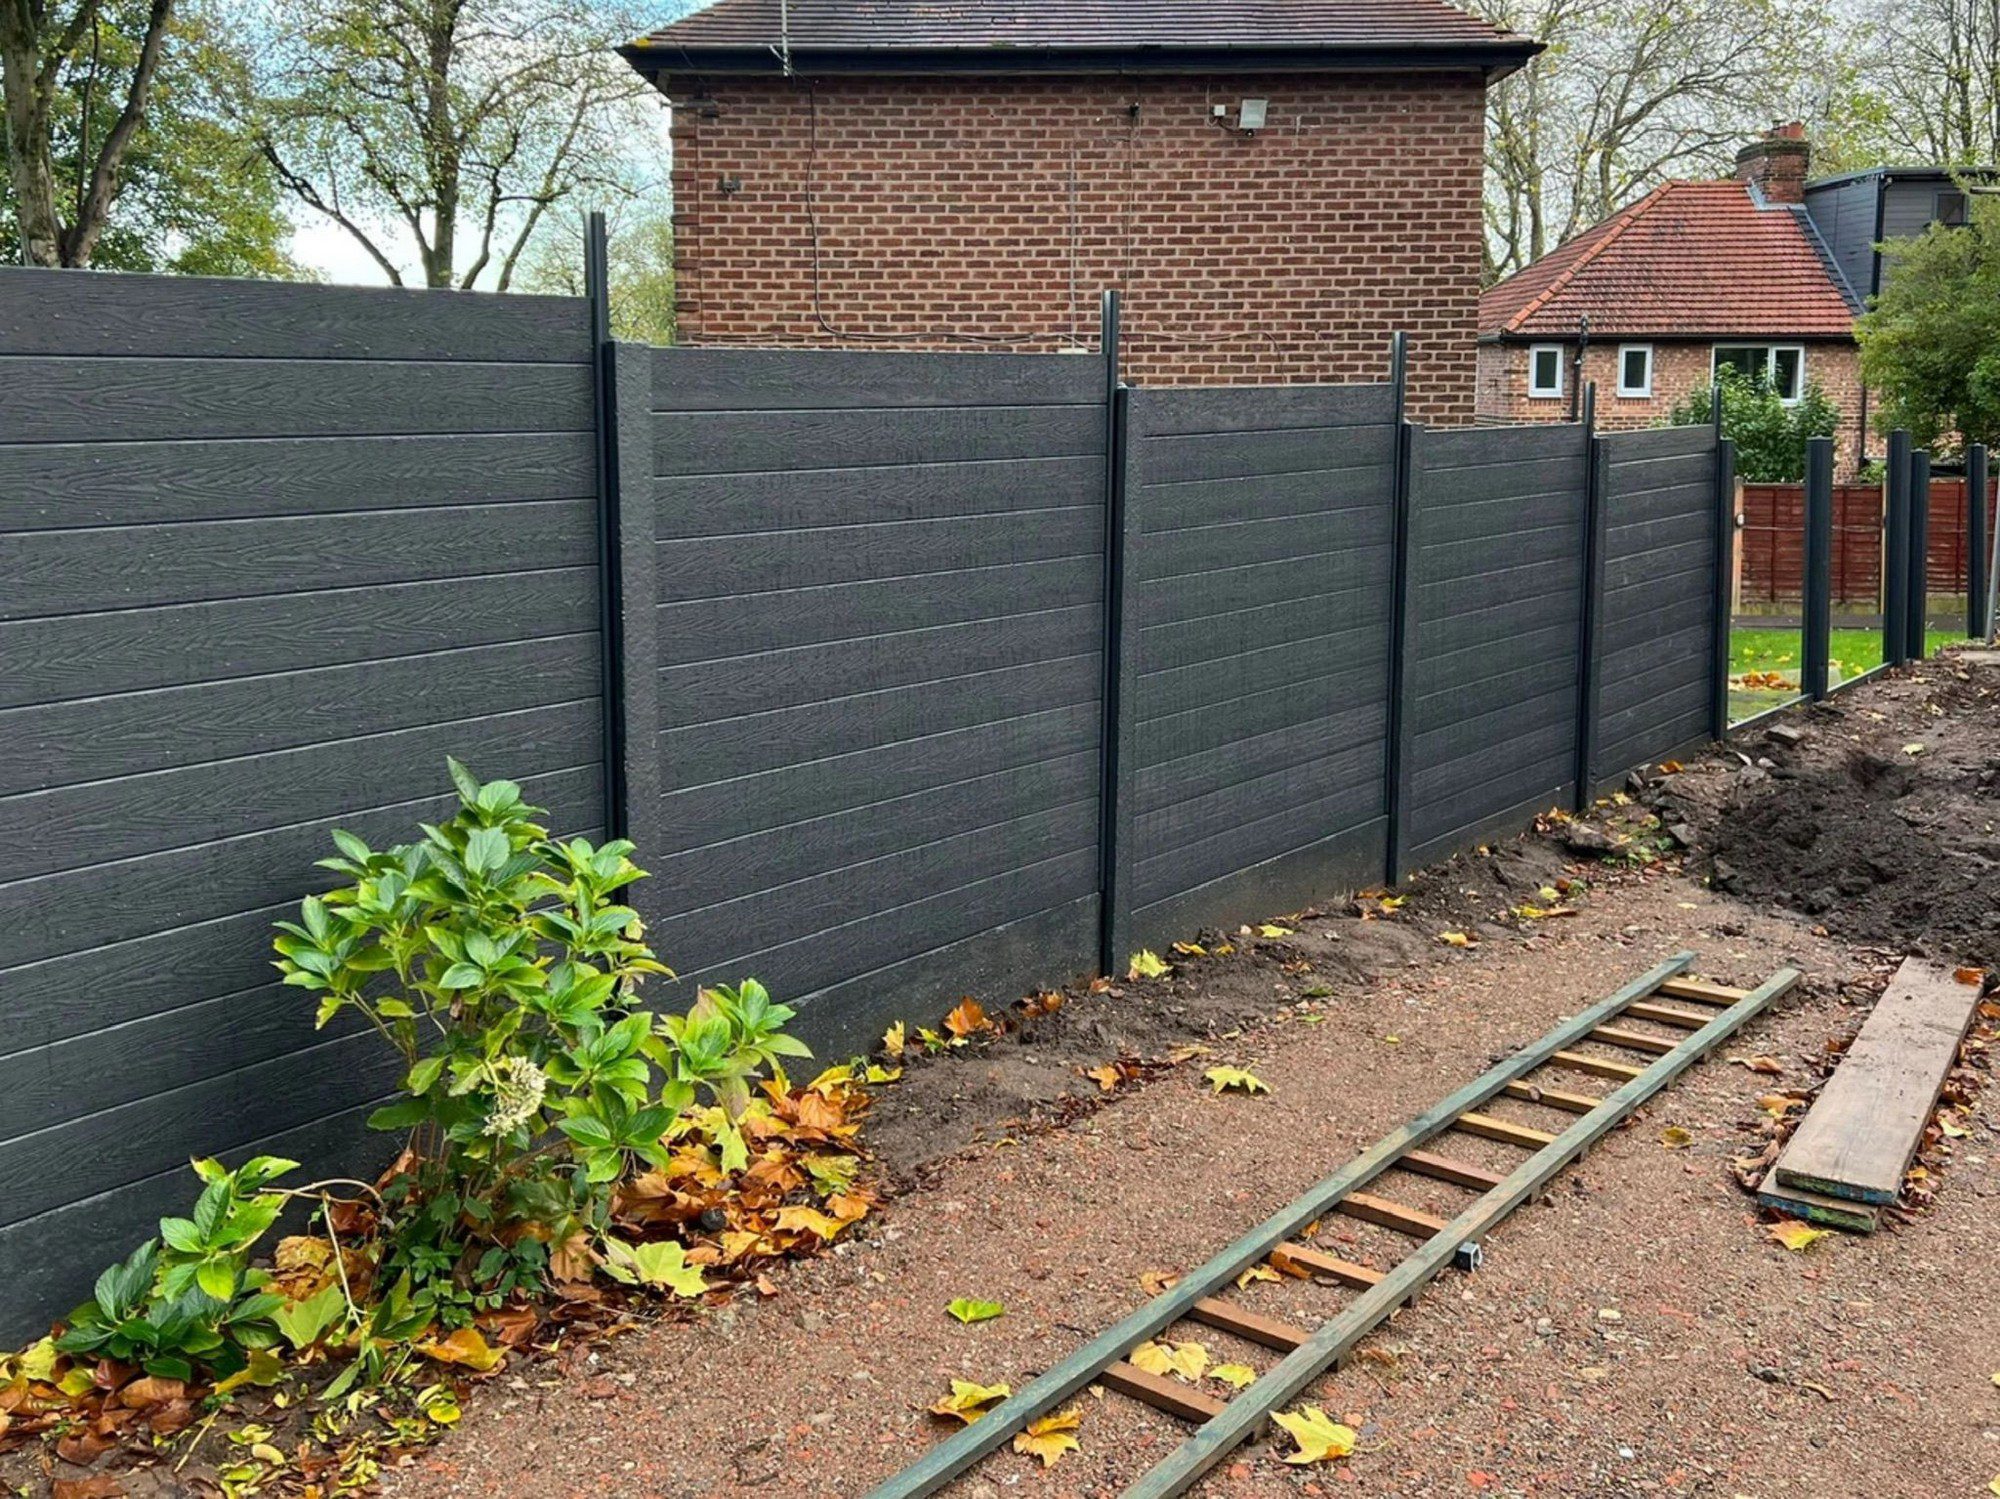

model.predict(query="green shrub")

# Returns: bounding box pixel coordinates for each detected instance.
[271,760,807,1324]
[1669,369,1839,482]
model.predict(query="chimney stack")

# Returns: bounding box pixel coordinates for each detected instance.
[1737,121,1810,204]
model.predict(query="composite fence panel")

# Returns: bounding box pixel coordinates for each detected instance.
[1113,384,1398,955]
[1402,422,1588,869]
[1593,425,1720,781]
[0,268,603,1336]
[639,347,1108,1054]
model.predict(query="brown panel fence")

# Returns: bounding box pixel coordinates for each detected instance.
[1740,477,1996,605]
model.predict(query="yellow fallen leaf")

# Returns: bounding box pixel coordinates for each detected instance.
[1258,924,1293,938]
[928,1378,1011,1424]
[1236,1263,1279,1290]
[882,1021,906,1057]
[1902,742,1926,756]
[418,1325,504,1373]
[1171,941,1207,957]
[1659,1126,1694,1149]
[1767,1220,1830,1253]
[1209,1363,1258,1390]
[1757,1093,1803,1118]
[1204,1066,1269,1096]
[1727,1054,1785,1075]
[1083,1063,1124,1092]
[1012,1407,1081,1467]
[1940,1114,1971,1138]
[1128,949,1171,980]
[1272,1404,1357,1464]
[1439,930,1473,947]
[944,998,991,1038]
[1378,894,1407,912]
[1383,1034,1401,1045]
[1130,1340,1209,1382]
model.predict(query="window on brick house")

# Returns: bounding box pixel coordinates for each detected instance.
[1528,344,1564,399]
[1937,188,1969,226]
[1617,344,1653,398]
[1713,344,1805,403]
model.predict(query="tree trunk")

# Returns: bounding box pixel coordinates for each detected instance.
[0,6,65,266]
[65,0,174,266]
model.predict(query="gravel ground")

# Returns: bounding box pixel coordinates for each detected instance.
[379,662,2000,1499]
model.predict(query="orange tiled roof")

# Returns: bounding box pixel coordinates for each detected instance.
[1480,180,1857,339]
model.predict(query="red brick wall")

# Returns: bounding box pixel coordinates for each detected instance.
[1476,337,1866,478]
[665,73,1488,423]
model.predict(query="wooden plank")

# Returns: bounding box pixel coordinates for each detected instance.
[1773,958,1983,1205]
[1623,1001,1712,1030]
[1100,1362,1230,1423]
[1453,1112,1558,1150]
[1335,1191,1447,1239]
[1657,977,1751,1005]
[1589,1025,1679,1056]
[1756,1177,1881,1233]
[0,265,588,361]
[1268,1243,1383,1288]
[1550,1050,1647,1081]
[1398,1150,1506,1192]
[1186,1299,1309,1352]
[6,356,591,443]
[1503,1079,1603,1115]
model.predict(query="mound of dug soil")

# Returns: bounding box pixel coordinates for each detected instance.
[1665,656,2000,973]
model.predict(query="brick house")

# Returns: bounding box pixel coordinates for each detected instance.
[1477,126,1867,473]
[621,0,1539,424]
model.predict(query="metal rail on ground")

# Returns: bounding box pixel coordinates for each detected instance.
[865,954,1801,1499]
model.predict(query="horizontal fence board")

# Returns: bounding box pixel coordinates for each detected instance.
[1405,454,1583,510]
[650,345,1103,409]
[1409,483,1583,543]
[1136,455,1394,533]
[658,653,1099,787]
[4,499,596,620]
[656,701,1099,852]
[1139,583,1388,673]
[1412,578,1578,656]
[1135,542,1391,629]
[1133,739,1382,857]
[4,632,598,795]
[1,700,597,879]
[1410,748,1572,847]
[1601,424,1713,462]
[654,405,1102,476]
[652,750,1099,908]
[1135,502,1393,582]
[1418,518,1580,585]
[7,357,593,443]
[1415,653,1573,721]
[1604,506,1712,559]
[1600,588,1711,657]
[657,506,1101,600]
[1128,383,1394,437]
[1134,777,1382,907]
[1411,618,1576,697]
[1603,537,1711,593]
[661,605,1098,722]
[1136,657,1387,762]
[655,554,1101,664]
[1132,422,1393,487]
[1414,683,1575,773]
[1599,676,1711,748]
[1413,552,1578,615]
[1134,701,1388,815]
[1128,820,1385,954]
[0,267,588,362]
[654,454,1102,537]
[1422,424,1582,467]
[0,432,597,531]
[1598,710,1711,779]
[1138,618,1387,720]
[0,567,598,708]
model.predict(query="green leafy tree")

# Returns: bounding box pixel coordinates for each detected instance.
[518,200,676,344]
[1670,368,1840,481]
[1,0,291,272]
[1856,190,2000,456]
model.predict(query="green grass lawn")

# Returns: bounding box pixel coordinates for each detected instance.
[1727,626,1964,722]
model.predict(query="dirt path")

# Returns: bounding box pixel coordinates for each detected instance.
[388,657,2000,1499]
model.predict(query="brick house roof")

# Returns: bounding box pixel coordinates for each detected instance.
[627,0,1540,73]
[1479,180,1860,340]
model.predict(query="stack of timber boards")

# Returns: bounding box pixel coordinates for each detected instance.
[1759,957,1984,1232]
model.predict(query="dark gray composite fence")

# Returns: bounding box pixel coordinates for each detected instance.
[0,264,1732,1338]
[0,269,605,1331]
[627,347,1111,1054]
[1110,384,1399,956]
[1398,423,1591,870]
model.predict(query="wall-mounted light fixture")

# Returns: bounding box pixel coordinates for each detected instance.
[1237,98,1268,133]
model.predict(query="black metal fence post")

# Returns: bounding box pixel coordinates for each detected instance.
[1709,381,1735,736]
[1883,428,1911,666]
[584,210,628,840]
[1383,333,1414,883]
[1970,443,1990,640]
[1907,447,1931,660]
[1573,383,1604,809]
[1096,289,1133,976]
[1802,435,1833,700]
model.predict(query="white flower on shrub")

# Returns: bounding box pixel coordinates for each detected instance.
[482,1056,548,1138]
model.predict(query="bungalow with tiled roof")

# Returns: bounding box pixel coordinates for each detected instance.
[1477,125,1868,473]
[622,0,1541,425]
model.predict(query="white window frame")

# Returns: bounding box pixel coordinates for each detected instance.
[1528,343,1565,400]
[1711,343,1807,404]
[1616,343,1654,398]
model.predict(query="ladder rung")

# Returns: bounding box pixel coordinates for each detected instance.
[1503,1079,1603,1115]
[1399,1149,1505,1192]
[1551,1049,1646,1081]
[1337,1191,1447,1239]
[1657,976,1748,1006]
[1590,1024,1677,1056]
[1624,1000,1711,1030]
[1454,1111,1558,1149]
[1101,1360,1230,1422]
[1186,1297,1308,1352]
[1269,1242,1382,1288]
